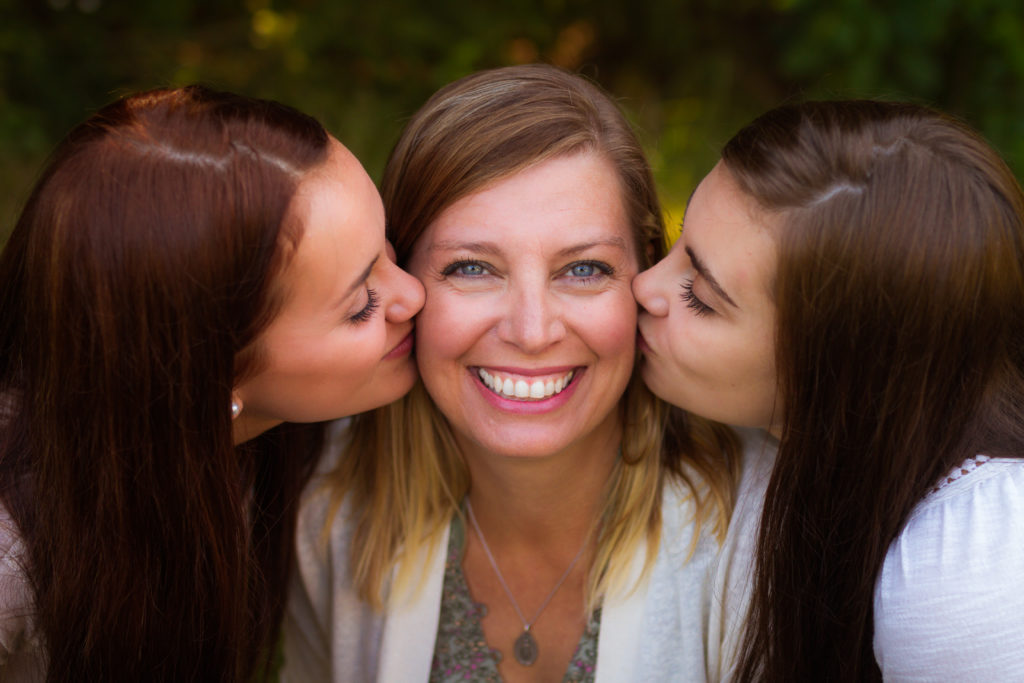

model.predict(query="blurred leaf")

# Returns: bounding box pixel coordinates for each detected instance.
[4,0,1024,246]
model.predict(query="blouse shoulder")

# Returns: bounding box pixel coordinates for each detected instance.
[873,457,1024,681]
[0,503,44,680]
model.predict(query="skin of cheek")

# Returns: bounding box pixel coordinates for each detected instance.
[414,282,638,457]
[662,307,777,429]
[415,290,491,392]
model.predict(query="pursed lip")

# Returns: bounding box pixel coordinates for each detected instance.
[383,329,415,360]
[636,328,652,354]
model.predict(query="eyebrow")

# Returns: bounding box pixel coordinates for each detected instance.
[427,240,501,256]
[335,255,379,308]
[685,246,738,309]
[427,237,630,257]
[557,237,629,257]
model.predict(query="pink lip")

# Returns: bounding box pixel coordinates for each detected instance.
[479,365,577,376]
[636,329,651,354]
[384,331,414,360]
[472,366,584,415]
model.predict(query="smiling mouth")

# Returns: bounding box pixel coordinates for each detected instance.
[477,368,577,401]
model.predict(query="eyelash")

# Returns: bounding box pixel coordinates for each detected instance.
[441,259,489,277]
[439,259,614,282]
[348,288,380,323]
[681,279,714,317]
[565,260,614,283]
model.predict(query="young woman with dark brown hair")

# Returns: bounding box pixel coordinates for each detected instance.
[633,100,1024,681]
[0,85,424,682]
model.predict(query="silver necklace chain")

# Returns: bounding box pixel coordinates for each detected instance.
[465,499,589,666]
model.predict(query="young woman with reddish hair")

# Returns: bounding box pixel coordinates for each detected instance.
[0,85,424,682]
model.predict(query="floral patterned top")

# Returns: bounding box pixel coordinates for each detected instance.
[429,513,600,682]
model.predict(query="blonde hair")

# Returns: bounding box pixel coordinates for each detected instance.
[329,64,740,609]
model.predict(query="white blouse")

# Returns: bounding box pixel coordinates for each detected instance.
[873,456,1024,681]
[712,452,1024,681]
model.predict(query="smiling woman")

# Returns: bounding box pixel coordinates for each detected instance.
[407,153,639,461]
[283,64,752,683]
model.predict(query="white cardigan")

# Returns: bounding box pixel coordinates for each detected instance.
[281,430,769,682]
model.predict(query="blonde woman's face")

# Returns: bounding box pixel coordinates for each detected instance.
[633,162,781,435]
[232,138,425,442]
[407,153,640,460]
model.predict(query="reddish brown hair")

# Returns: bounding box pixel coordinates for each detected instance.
[0,86,329,681]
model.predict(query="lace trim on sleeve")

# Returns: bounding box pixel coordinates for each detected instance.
[931,455,991,494]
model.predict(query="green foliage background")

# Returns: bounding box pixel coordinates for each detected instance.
[3,0,1024,245]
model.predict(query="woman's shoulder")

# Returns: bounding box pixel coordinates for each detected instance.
[0,502,43,679]
[0,503,31,622]
[888,456,1024,554]
[873,456,1024,680]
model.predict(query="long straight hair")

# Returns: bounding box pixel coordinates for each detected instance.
[0,86,329,681]
[724,101,1024,681]
[331,64,740,608]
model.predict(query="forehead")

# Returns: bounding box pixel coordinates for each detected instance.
[418,153,635,256]
[275,138,382,297]
[685,162,777,303]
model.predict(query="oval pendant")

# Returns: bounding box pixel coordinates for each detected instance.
[514,630,538,666]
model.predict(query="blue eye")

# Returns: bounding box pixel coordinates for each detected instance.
[441,260,489,277]
[564,260,613,283]
[570,263,597,277]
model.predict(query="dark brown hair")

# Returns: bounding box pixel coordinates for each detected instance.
[0,85,329,681]
[335,64,739,607]
[723,100,1024,681]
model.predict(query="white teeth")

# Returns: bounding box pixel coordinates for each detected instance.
[477,368,576,401]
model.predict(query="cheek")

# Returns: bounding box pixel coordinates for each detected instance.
[572,293,637,361]
[660,311,736,382]
[414,291,490,368]
[671,316,774,395]
[290,328,381,384]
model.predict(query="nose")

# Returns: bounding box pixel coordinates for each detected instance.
[496,278,566,353]
[632,262,669,317]
[380,253,425,323]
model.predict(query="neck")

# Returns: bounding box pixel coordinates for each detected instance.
[232,414,281,445]
[460,420,620,545]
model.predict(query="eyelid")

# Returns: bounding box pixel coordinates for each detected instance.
[559,259,615,285]
[441,258,493,277]
[680,278,714,317]
[347,287,380,323]
[566,259,614,275]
